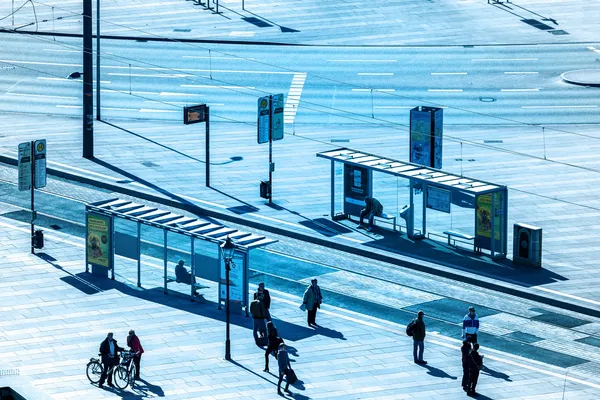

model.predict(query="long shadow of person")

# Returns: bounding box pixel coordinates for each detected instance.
[135,378,165,397]
[467,392,494,399]
[481,365,512,382]
[285,345,299,357]
[312,325,346,340]
[291,378,306,391]
[418,364,457,380]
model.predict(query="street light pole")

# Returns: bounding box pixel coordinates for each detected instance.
[83,0,94,158]
[96,0,101,120]
[220,236,235,361]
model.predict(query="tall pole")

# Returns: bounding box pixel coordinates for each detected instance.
[83,0,94,158]
[30,141,35,255]
[205,106,210,187]
[268,96,273,204]
[225,260,231,360]
[96,0,101,120]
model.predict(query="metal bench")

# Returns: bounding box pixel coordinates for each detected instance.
[166,275,209,290]
[443,230,479,252]
[375,213,397,231]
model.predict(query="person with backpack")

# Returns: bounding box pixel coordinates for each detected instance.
[468,343,484,395]
[407,310,427,364]
[461,339,472,392]
[264,321,284,372]
[250,292,268,345]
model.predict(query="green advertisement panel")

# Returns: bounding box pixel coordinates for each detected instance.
[86,213,113,269]
[475,192,503,251]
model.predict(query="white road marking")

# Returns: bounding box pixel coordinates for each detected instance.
[37,77,111,84]
[180,84,255,89]
[472,58,539,61]
[504,71,539,74]
[357,72,394,76]
[7,93,77,100]
[182,56,254,60]
[351,89,395,92]
[373,106,413,109]
[587,46,600,54]
[56,105,82,108]
[521,105,598,109]
[284,72,307,124]
[500,88,540,92]
[430,72,467,75]
[327,59,397,63]
[535,287,600,306]
[138,109,178,113]
[229,31,255,37]
[159,92,198,96]
[0,59,81,67]
[107,73,193,78]
[42,49,79,53]
[428,89,463,92]
[143,100,225,106]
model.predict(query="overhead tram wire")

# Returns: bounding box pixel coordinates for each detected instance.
[19,0,600,145]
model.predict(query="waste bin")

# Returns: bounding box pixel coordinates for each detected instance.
[513,223,542,267]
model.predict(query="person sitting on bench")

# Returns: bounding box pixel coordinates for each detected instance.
[175,259,198,295]
[359,196,383,232]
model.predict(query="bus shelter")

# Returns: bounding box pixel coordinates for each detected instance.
[317,148,508,259]
[85,198,277,312]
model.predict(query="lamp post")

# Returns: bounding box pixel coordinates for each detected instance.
[220,236,235,361]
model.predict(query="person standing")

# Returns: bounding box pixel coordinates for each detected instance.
[303,278,323,327]
[412,311,427,364]
[462,306,480,344]
[126,329,144,380]
[468,343,484,395]
[98,332,124,389]
[250,292,268,344]
[254,282,272,321]
[277,343,292,395]
[461,339,472,392]
[359,196,383,232]
[264,321,284,372]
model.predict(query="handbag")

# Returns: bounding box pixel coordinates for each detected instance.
[299,303,306,312]
[287,368,298,385]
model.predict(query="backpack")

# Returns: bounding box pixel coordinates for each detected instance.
[406,320,417,336]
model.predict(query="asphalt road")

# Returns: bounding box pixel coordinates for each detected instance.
[1,33,599,125]
[2,171,600,371]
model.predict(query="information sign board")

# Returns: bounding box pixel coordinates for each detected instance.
[410,109,432,167]
[271,93,284,141]
[183,104,207,124]
[257,96,270,144]
[18,142,32,192]
[34,139,47,189]
[426,186,451,213]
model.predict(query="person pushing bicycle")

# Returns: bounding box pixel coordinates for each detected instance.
[98,332,124,389]
[126,329,144,380]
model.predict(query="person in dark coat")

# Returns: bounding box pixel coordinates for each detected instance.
[277,343,292,395]
[126,329,144,380]
[412,311,427,364]
[98,332,124,388]
[175,260,198,295]
[250,293,268,342]
[461,339,472,391]
[303,278,323,327]
[359,196,384,232]
[264,321,284,372]
[253,282,272,321]
[468,343,484,395]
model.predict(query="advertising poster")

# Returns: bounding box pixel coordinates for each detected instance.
[343,164,370,216]
[86,213,112,268]
[220,250,245,303]
[433,109,443,169]
[410,110,432,167]
[476,194,492,238]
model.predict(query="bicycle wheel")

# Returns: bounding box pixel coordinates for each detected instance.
[113,365,130,389]
[86,361,102,384]
[129,364,136,388]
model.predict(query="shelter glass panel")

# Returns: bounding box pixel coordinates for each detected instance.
[112,218,138,284]
[139,224,165,288]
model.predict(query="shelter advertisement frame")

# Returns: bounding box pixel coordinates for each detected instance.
[218,249,250,316]
[85,211,114,276]
[343,163,372,217]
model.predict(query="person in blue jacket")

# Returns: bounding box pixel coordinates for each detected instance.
[462,306,480,344]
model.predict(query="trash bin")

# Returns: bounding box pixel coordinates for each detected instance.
[260,180,271,199]
[513,223,542,267]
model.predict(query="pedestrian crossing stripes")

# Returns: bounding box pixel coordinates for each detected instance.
[284,72,307,125]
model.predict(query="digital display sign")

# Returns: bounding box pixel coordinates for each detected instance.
[184,104,207,124]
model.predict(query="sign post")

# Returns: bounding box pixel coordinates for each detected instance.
[257,94,284,204]
[183,104,210,186]
[18,140,47,254]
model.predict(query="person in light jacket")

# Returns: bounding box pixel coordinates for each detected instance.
[462,306,480,344]
[303,278,323,327]
[277,343,292,395]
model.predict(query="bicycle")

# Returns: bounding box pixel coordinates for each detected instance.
[86,350,137,389]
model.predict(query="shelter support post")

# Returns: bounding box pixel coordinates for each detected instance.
[190,237,196,301]
[137,221,141,287]
[330,160,335,217]
[163,229,168,294]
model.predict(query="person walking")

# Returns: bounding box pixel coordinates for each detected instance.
[264,321,284,372]
[468,343,484,395]
[254,282,272,321]
[303,278,323,327]
[277,343,292,395]
[462,306,480,344]
[412,311,427,364]
[461,339,472,392]
[250,292,268,344]
[98,332,124,389]
[126,329,144,380]
[359,196,384,232]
